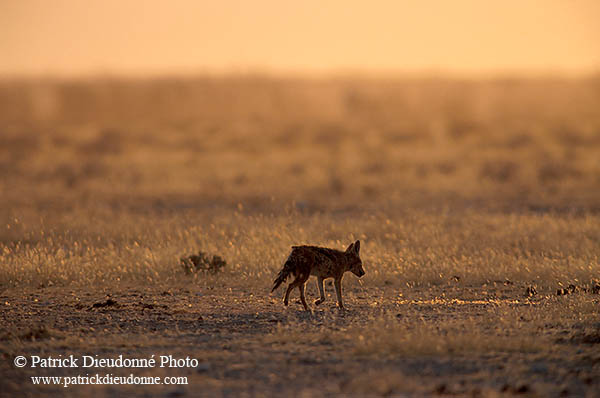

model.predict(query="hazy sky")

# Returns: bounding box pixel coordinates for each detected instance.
[1,0,599,76]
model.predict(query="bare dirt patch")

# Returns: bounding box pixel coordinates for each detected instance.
[1,281,599,397]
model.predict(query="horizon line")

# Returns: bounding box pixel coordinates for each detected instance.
[2,66,600,82]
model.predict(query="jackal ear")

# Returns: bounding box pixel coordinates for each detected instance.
[354,240,360,254]
[345,242,354,253]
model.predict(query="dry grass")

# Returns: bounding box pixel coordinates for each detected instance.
[1,209,597,289]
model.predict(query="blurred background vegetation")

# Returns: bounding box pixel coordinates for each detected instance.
[2,77,599,209]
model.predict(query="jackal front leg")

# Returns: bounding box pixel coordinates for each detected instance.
[314,276,326,305]
[334,277,344,309]
[298,282,309,311]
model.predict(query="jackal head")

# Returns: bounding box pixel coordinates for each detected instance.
[345,240,365,277]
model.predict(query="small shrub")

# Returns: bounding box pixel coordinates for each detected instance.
[180,251,227,274]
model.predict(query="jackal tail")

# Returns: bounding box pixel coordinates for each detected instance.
[271,259,295,292]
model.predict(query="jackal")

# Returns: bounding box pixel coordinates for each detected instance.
[271,240,365,310]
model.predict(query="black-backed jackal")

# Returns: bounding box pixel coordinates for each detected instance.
[271,240,365,310]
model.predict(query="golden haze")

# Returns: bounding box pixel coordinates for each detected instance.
[1,0,599,76]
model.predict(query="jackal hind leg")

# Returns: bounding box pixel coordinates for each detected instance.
[283,282,294,306]
[314,276,326,305]
[284,273,309,308]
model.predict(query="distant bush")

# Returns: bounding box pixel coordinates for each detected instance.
[479,159,518,183]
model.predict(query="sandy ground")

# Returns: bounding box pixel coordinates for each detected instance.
[1,280,599,398]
